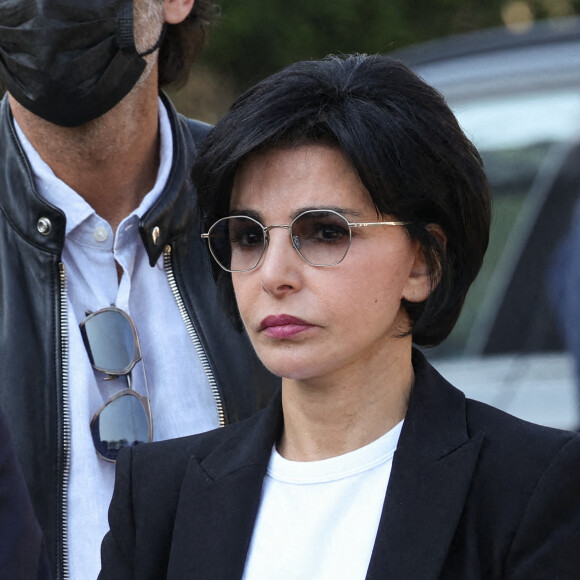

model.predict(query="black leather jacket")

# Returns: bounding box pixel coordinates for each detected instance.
[0,93,278,580]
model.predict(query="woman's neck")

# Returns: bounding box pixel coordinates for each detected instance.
[277,348,414,462]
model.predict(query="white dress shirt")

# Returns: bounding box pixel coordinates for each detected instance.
[15,99,220,579]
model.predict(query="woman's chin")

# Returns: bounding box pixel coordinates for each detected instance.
[259,356,321,383]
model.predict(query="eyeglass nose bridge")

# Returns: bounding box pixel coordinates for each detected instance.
[262,223,304,258]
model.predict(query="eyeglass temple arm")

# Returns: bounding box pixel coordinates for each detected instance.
[348,221,409,228]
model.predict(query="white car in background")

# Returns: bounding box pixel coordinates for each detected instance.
[393,17,580,430]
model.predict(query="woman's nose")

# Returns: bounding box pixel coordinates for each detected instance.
[258,228,303,296]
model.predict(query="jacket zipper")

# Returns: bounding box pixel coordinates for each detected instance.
[58,247,224,578]
[163,245,226,427]
[58,263,71,580]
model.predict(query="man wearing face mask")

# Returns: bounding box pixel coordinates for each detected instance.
[0,1,278,578]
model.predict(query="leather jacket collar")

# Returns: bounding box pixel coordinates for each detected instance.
[0,93,210,264]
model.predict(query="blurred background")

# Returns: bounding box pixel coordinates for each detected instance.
[170,0,580,121]
[172,0,580,431]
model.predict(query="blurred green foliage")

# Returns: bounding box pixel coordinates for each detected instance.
[168,0,580,120]
[199,0,579,91]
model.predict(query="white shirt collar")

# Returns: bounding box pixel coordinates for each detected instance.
[13,96,174,237]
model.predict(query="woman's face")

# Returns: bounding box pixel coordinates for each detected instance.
[229,144,431,384]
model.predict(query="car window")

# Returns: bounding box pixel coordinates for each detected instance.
[433,89,580,357]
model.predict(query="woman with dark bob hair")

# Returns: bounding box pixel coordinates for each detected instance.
[100,54,580,579]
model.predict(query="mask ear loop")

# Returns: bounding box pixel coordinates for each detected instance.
[117,2,137,49]
[138,23,167,57]
[116,1,167,57]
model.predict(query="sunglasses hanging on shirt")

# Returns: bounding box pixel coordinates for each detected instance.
[80,306,153,463]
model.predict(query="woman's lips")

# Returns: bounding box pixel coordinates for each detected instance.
[259,314,314,338]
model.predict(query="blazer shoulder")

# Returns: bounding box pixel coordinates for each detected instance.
[465,406,580,576]
[465,396,580,479]
[466,396,576,446]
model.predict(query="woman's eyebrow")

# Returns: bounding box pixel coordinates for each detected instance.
[227,205,366,222]
[227,208,263,221]
[289,206,365,220]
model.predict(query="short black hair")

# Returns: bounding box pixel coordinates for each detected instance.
[193,54,491,346]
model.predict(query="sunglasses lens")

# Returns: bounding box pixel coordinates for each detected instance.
[82,310,140,374]
[91,392,151,462]
[209,217,265,272]
[292,211,351,266]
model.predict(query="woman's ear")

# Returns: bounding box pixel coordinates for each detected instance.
[402,224,447,303]
[163,0,195,25]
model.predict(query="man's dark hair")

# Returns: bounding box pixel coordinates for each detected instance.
[158,0,218,88]
[193,54,492,347]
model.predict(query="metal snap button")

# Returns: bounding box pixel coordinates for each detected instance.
[37,217,52,235]
[152,226,161,246]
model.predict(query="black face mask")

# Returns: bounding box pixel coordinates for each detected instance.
[0,0,162,127]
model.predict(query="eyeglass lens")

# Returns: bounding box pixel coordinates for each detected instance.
[91,390,151,462]
[81,307,151,462]
[208,210,352,271]
[81,309,140,374]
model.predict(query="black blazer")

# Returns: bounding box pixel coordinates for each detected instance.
[99,351,580,579]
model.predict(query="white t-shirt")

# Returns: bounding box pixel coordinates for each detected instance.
[242,421,404,580]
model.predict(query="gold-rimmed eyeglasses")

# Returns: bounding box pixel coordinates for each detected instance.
[201,208,408,273]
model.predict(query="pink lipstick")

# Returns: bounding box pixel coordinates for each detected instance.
[259,314,313,338]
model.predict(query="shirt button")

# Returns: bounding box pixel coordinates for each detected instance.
[94,226,109,242]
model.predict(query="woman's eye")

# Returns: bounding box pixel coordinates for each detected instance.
[312,223,349,243]
[232,228,263,248]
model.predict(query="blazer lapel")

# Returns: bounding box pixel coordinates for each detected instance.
[161,352,483,580]
[367,351,484,580]
[166,391,283,580]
